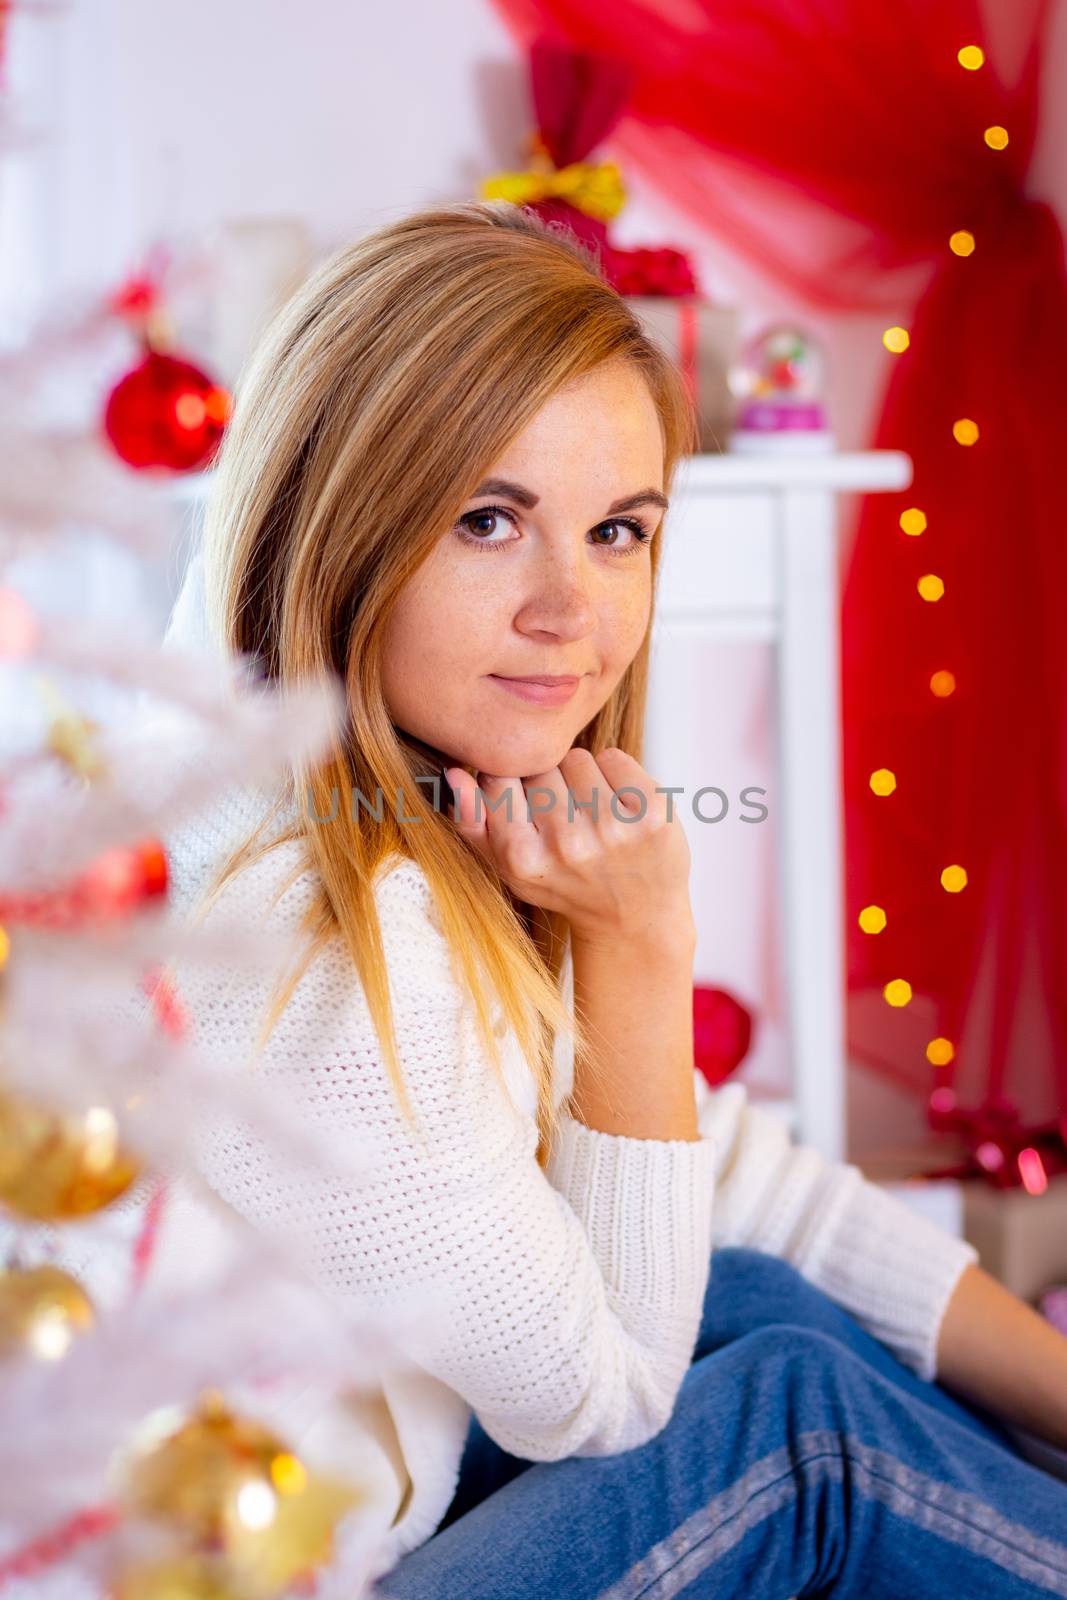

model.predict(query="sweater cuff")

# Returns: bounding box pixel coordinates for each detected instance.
[810,1173,979,1382]
[544,1109,717,1313]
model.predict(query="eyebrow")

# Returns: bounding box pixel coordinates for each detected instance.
[470,477,669,516]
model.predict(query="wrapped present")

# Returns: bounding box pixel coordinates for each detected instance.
[625,295,740,454]
[478,38,740,453]
[960,1174,1067,1303]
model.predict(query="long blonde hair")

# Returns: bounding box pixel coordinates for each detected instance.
[197,199,697,1166]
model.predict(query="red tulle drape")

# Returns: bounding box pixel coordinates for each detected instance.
[490,0,1067,1159]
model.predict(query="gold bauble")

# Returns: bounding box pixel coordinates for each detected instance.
[117,1391,363,1598]
[0,1084,141,1221]
[0,1262,96,1361]
[110,1552,238,1600]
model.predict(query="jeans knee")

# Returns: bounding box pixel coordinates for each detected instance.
[718,1322,855,1401]
[709,1247,820,1311]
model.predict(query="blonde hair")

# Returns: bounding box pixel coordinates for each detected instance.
[196,199,697,1167]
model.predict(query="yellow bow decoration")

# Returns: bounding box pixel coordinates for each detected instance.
[479,158,627,223]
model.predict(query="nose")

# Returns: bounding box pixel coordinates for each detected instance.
[513,544,598,644]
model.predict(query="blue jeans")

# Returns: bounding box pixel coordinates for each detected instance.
[375,1247,1067,1598]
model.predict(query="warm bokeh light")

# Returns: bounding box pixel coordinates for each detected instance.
[0,924,9,971]
[858,905,887,934]
[205,385,233,424]
[950,230,976,257]
[0,587,39,659]
[957,44,985,69]
[1018,1146,1049,1196]
[984,125,1009,150]
[926,1037,955,1067]
[173,391,207,430]
[884,979,913,1007]
[882,326,910,353]
[930,670,957,697]
[869,768,897,796]
[270,1452,309,1494]
[918,574,945,602]
[952,417,979,445]
[899,507,927,537]
[977,1140,1005,1172]
[940,864,968,893]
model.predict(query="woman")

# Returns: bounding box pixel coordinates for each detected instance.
[159,200,1067,1598]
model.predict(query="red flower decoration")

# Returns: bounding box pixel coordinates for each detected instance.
[693,984,754,1087]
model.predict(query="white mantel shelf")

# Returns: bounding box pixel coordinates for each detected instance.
[168,450,913,506]
[677,450,912,492]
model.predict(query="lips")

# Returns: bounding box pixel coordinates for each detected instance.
[495,675,579,688]
[488,674,582,707]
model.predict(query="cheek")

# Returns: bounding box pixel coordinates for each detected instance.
[604,578,652,664]
[379,561,498,706]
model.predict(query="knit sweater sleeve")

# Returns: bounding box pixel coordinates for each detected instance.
[183,850,717,1464]
[693,1073,978,1382]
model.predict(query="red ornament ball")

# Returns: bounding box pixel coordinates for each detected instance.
[103,351,231,472]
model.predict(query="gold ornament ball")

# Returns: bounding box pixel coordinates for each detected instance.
[117,1391,363,1598]
[0,1263,96,1362]
[0,1084,141,1222]
[109,1552,238,1600]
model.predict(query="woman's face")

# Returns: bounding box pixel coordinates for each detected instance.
[379,359,666,779]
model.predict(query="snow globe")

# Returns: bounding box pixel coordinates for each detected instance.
[728,324,835,454]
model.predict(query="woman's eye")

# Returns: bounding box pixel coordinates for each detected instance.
[455,506,653,557]
[455,506,518,550]
[590,519,653,554]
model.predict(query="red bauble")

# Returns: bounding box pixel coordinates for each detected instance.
[0,837,168,930]
[693,984,754,1087]
[103,350,230,473]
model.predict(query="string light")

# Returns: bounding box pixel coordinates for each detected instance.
[899,507,927,536]
[918,574,945,602]
[926,1037,955,1066]
[957,44,985,70]
[930,670,956,697]
[884,979,913,1007]
[940,864,968,892]
[882,326,910,353]
[984,125,1009,150]
[953,417,979,445]
[869,768,897,796]
[950,230,976,256]
[1018,1146,1049,1196]
[0,587,39,658]
[858,905,887,934]
[977,1140,1005,1172]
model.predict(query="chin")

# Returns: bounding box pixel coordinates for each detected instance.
[462,728,581,781]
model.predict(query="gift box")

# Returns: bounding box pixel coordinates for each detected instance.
[960,1174,1067,1304]
[625,295,740,454]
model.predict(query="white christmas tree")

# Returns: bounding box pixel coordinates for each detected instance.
[0,18,428,1595]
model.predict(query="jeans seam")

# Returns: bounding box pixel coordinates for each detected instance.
[611,1442,1067,1600]
[617,1444,838,1599]
[852,1455,1067,1580]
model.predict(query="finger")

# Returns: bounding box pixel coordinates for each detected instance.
[519,764,576,844]
[476,773,540,870]
[444,766,489,844]
[592,747,662,822]
[554,747,613,838]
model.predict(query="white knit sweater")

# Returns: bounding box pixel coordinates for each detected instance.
[53,757,978,1579]
[40,556,978,1582]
